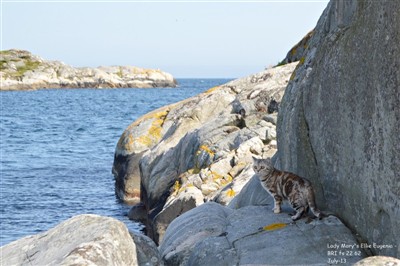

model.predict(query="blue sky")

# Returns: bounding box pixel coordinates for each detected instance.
[1,1,328,78]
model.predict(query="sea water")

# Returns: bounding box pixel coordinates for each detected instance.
[0,78,232,246]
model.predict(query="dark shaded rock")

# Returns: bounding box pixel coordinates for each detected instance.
[128,202,147,223]
[267,98,279,113]
[130,231,163,266]
[113,152,144,203]
[279,30,314,65]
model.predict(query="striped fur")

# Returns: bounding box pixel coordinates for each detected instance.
[252,157,321,221]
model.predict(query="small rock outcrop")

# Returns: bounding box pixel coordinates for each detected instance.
[277,0,399,257]
[113,63,297,243]
[130,231,163,266]
[278,29,314,66]
[0,49,177,90]
[159,202,366,265]
[354,256,400,266]
[0,214,138,265]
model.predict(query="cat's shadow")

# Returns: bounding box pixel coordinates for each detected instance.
[261,202,316,224]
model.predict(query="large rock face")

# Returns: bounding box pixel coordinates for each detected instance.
[277,0,399,257]
[114,63,297,243]
[0,214,137,265]
[159,202,366,265]
[0,49,177,90]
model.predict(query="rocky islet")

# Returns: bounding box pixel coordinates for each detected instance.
[0,49,177,90]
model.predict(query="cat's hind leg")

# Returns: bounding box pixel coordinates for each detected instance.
[291,205,306,221]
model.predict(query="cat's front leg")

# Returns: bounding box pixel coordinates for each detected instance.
[273,195,282,213]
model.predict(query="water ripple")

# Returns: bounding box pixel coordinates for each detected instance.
[0,79,232,246]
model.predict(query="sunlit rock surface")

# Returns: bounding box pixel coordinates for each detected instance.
[0,214,138,265]
[1,49,177,90]
[159,202,366,265]
[113,62,297,243]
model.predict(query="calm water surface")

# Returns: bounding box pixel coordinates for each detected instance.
[0,78,232,246]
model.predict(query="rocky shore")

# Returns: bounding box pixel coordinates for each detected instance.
[0,49,177,90]
[0,214,161,265]
[114,0,399,263]
[1,0,399,265]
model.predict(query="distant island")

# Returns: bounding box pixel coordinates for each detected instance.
[0,49,177,90]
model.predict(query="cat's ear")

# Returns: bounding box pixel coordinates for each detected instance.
[251,156,258,162]
[265,157,273,165]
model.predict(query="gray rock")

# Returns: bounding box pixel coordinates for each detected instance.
[159,202,366,265]
[0,214,137,265]
[130,231,163,266]
[159,202,233,266]
[152,186,204,244]
[116,63,297,243]
[128,202,147,223]
[228,175,272,209]
[353,256,400,266]
[277,0,400,257]
[263,113,278,125]
[279,30,314,65]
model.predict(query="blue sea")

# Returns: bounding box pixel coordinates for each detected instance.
[0,78,232,246]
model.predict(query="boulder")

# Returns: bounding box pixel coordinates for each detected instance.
[0,49,177,90]
[0,214,137,265]
[130,231,163,266]
[159,202,366,265]
[354,256,400,266]
[276,0,400,257]
[118,63,298,243]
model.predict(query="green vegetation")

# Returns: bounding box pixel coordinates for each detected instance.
[1,50,41,79]
[0,51,11,71]
[117,67,124,78]
[15,60,41,76]
[0,50,13,56]
[0,60,7,71]
[0,55,41,79]
[275,59,287,67]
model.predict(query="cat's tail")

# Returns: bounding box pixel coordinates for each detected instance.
[307,188,322,219]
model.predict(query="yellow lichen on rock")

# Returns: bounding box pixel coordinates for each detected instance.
[222,174,233,185]
[198,145,215,156]
[211,171,223,181]
[226,188,236,197]
[187,168,201,175]
[172,180,181,195]
[290,71,296,81]
[262,223,287,231]
[134,109,168,146]
[116,106,171,153]
[204,86,221,94]
[290,47,297,56]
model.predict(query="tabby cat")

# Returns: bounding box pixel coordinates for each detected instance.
[252,157,322,221]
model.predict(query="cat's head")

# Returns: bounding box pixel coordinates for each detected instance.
[252,156,274,175]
